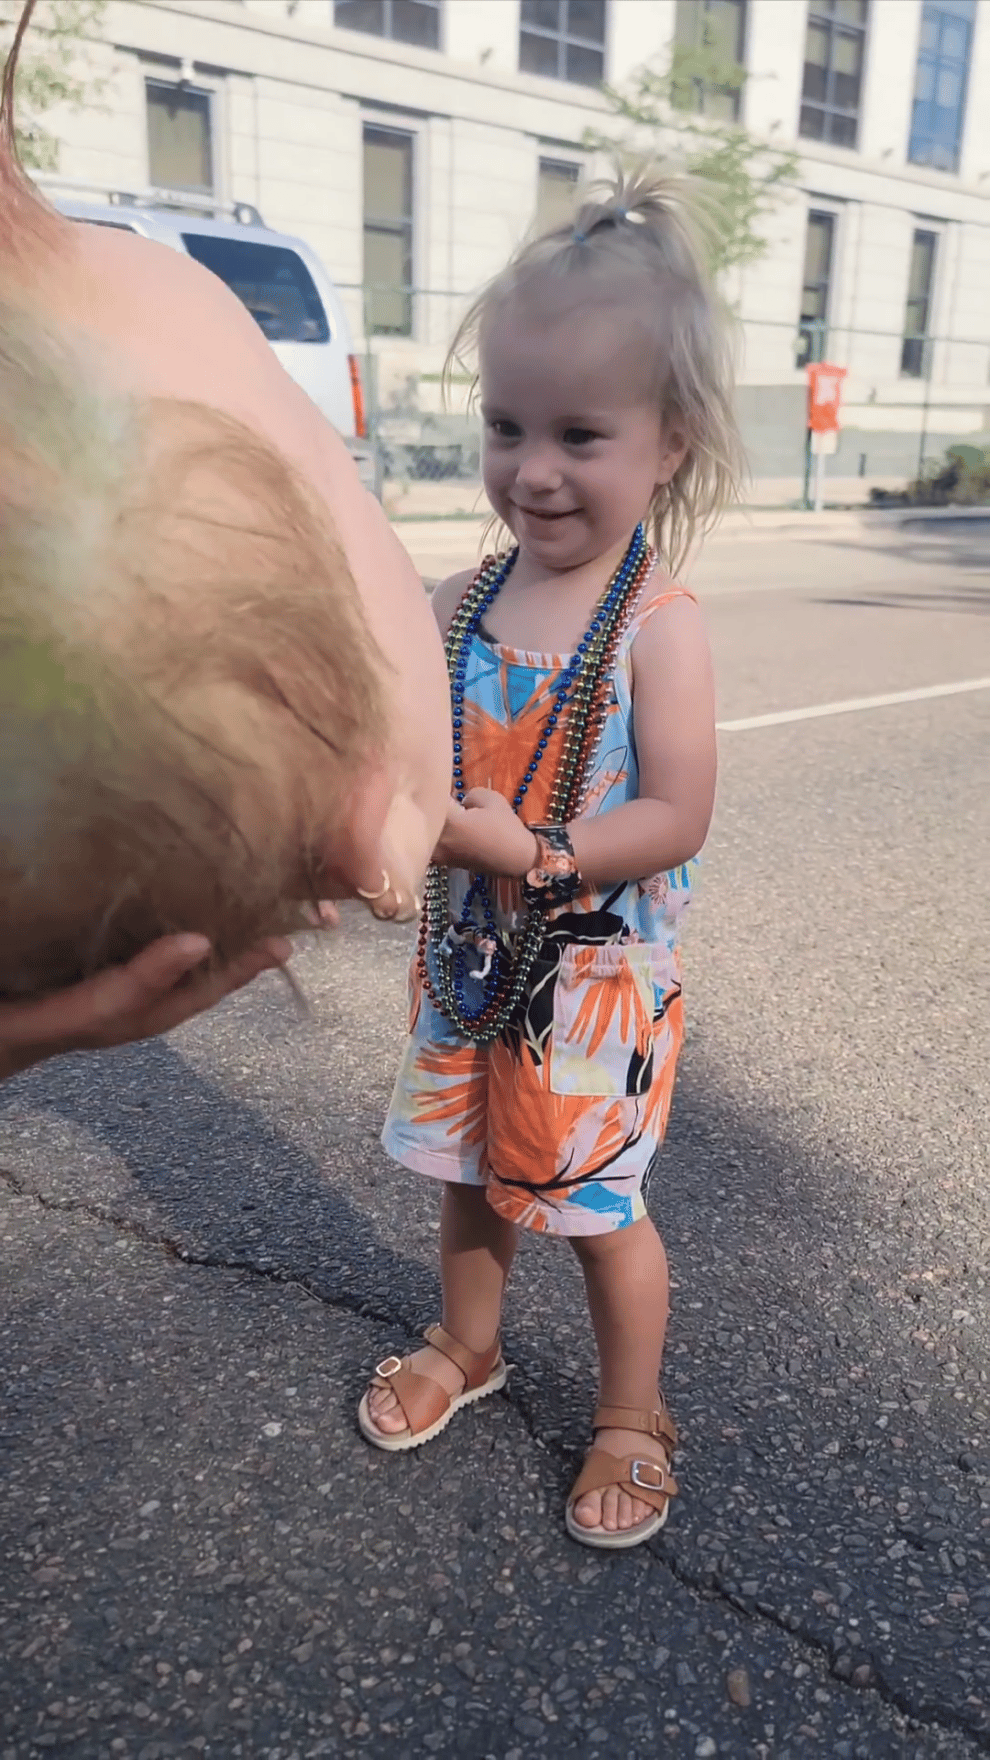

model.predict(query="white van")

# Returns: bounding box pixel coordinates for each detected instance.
[47,189,376,493]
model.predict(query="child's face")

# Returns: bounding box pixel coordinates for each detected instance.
[479,289,685,573]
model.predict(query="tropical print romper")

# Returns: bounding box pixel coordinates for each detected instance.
[382,578,696,1238]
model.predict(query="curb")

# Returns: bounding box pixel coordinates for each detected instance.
[390,504,990,533]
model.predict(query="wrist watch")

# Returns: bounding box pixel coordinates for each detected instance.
[521,824,582,911]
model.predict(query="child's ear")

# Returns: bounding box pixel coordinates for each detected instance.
[657,422,689,487]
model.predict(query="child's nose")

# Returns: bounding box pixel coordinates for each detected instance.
[515,444,562,490]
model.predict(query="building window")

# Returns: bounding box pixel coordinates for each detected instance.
[363,124,413,336]
[519,0,606,87]
[796,210,835,368]
[146,79,214,193]
[536,157,580,231]
[335,0,441,50]
[800,0,869,149]
[672,0,746,122]
[908,0,975,173]
[901,229,938,377]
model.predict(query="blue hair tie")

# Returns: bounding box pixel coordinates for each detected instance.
[572,228,587,245]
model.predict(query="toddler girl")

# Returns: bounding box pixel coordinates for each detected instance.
[359,168,742,1549]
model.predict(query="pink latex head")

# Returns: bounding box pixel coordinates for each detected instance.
[0,0,450,997]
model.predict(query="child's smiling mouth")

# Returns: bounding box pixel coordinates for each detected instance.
[513,504,580,522]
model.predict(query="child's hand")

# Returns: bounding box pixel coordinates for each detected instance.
[432,790,538,879]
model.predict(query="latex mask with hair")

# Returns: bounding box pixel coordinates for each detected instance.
[0,0,451,998]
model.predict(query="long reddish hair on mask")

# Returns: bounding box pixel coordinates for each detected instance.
[0,0,68,267]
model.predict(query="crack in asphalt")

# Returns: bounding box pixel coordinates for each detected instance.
[1,1163,984,1753]
[0,1161,400,1326]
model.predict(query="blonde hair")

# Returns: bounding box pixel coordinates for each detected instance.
[0,2,386,998]
[447,164,744,575]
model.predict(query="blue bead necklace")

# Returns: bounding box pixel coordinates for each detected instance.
[417,524,652,1043]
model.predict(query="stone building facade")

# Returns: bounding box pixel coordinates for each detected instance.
[35,0,990,481]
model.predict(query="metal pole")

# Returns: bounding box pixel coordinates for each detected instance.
[917,334,933,481]
[813,448,825,513]
[803,426,812,509]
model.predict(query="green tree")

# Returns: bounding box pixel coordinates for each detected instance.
[586,42,799,278]
[0,0,106,170]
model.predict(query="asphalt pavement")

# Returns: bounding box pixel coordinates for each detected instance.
[2,511,989,1759]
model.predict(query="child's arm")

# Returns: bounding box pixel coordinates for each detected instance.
[435,596,716,887]
[571,592,716,884]
[430,569,478,639]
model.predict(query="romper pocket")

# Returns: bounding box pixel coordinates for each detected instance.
[549,942,677,1099]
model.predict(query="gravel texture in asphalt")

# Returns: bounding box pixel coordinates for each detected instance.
[1,516,988,1758]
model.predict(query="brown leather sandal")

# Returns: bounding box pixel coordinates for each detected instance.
[565,1398,678,1550]
[357,1322,507,1453]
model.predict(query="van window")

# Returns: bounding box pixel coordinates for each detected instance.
[181,235,330,343]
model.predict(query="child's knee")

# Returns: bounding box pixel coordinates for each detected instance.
[570,1215,655,1266]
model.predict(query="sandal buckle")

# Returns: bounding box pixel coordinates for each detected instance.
[630,1458,666,1492]
[376,1355,403,1378]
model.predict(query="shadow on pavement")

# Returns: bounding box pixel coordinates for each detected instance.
[1,1022,988,1749]
[812,533,990,581]
[813,583,990,616]
[0,1029,440,1332]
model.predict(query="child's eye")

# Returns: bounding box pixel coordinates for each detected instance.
[563,427,599,446]
[487,418,521,440]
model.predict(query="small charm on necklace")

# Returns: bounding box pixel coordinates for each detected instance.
[440,925,467,959]
[467,935,497,983]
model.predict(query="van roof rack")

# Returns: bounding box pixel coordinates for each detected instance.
[32,174,264,227]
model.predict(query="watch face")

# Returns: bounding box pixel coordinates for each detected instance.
[524,831,580,908]
[541,849,574,878]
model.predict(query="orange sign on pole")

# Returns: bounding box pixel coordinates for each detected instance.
[806,362,846,433]
[805,363,846,510]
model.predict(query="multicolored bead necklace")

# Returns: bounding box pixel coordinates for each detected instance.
[416,524,655,1045]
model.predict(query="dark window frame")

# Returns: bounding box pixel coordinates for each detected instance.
[519,0,607,88]
[71,217,138,232]
[536,155,581,231]
[799,0,870,151]
[334,0,442,51]
[908,0,975,174]
[900,227,939,377]
[362,122,415,338]
[672,0,747,122]
[796,208,836,369]
[145,77,215,195]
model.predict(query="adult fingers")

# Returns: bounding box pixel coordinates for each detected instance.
[0,935,213,1053]
[129,938,293,1039]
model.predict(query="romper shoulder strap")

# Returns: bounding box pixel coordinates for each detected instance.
[621,574,697,652]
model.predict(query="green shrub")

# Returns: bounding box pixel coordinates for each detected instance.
[870,442,990,506]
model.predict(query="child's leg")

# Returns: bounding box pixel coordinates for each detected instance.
[366,1182,518,1434]
[569,1216,670,1533]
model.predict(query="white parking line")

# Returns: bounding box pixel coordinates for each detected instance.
[717,676,990,733]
